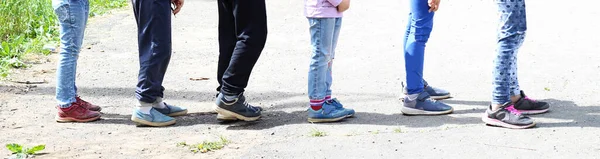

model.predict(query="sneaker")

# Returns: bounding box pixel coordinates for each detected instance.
[154,102,188,117]
[76,96,102,112]
[401,91,453,115]
[215,93,262,121]
[513,91,550,115]
[56,103,101,123]
[328,98,355,117]
[307,102,348,123]
[215,94,265,121]
[131,108,176,127]
[402,80,451,100]
[482,103,535,129]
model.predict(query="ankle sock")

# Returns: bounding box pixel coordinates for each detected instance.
[407,94,419,100]
[223,94,238,102]
[153,97,167,109]
[325,95,332,101]
[138,107,152,114]
[310,99,325,110]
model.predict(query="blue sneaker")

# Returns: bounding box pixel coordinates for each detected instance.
[215,93,262,121]
[154,102,188,117]
[402,80,451,100]
[308,102,348,123]
[401,91,453,115]
[328,98,355,117]
[131,108,176,127]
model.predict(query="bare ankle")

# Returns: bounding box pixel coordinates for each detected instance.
[510,95,522,103]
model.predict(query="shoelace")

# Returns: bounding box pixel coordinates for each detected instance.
[242,100,259,112]
[505,105,521,116]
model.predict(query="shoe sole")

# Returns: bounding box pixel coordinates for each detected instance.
[401,107,453,116]
[167,110,188,117]
[214,106,260,121]
[430,94,452,100]
[519,108,549,115]
[130,116,176,127]
[481,115,536,129]
[217,114,238,121]
[56,115,101,123]
[308,116,347,123]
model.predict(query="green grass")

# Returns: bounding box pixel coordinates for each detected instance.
[0,0,127,78]
[309,128,327,137]
[178,136,231,153]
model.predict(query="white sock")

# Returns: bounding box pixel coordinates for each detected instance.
[138,106,152,114]
[223,94,238,101]
[153,97,167,109]
[407,94,419,100]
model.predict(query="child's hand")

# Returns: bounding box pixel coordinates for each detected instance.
[337,0,350,12]
[428,0,440,12]
[171,0,184,15]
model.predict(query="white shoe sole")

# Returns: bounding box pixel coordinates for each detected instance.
[131,116,176,127]
[214,106,260,121]
[481,114,536,129]
[430,94,451,100]
[401,106,453,115]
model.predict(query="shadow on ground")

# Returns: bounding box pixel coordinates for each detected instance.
[3,85,598,129]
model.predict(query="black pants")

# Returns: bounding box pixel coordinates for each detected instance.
[217,0,268,96]
[132,0,172,103]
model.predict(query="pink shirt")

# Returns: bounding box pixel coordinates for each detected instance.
[305,0,343,18]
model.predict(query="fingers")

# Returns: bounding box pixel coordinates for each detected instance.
[172,0,184,15]
[428,0,439,12]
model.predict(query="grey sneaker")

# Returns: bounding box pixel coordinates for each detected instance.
[401,91,453,115]
[482,102,535,129]
[513,90,550,115]
[402,80,451,100]
[214,92,262,121]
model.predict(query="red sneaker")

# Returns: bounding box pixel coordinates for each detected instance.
[76,96,102,112]
[56,102,101,123]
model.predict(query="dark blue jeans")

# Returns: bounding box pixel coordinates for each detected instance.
[216,0,268,96]
[404,0,434,94]
[132,0,172,103]
[492,0,527,104]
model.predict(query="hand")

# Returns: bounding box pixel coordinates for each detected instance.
[171,0,184,15]
[428,0,440,12]
[337,0,350,12]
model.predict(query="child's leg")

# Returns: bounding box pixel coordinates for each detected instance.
[216,0,236,93]
[133,0,173,104]
[54,0,89,107]
[308,18,336,109]
[219,0,268,96]
[404,0,434,95]
[325,17,343,99]
[492,0,527,109]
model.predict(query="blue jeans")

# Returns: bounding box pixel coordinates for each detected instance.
[492,0,527,105]
[307,18,341,100]
[53,0,89,107]
[404,0,434,95]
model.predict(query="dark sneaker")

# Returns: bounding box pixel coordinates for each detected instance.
[154,102,188,117]
[56,103,101,123]
[215,93,262,121]
[482,102,535,129]
[513,91,550,115]
[131,108,176,127]
[401,91,453,115]
[402,80,451,100]
[328,98,355,117]
[76,96,101,112]
[307,101,348,123]
[215,94,263,121]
